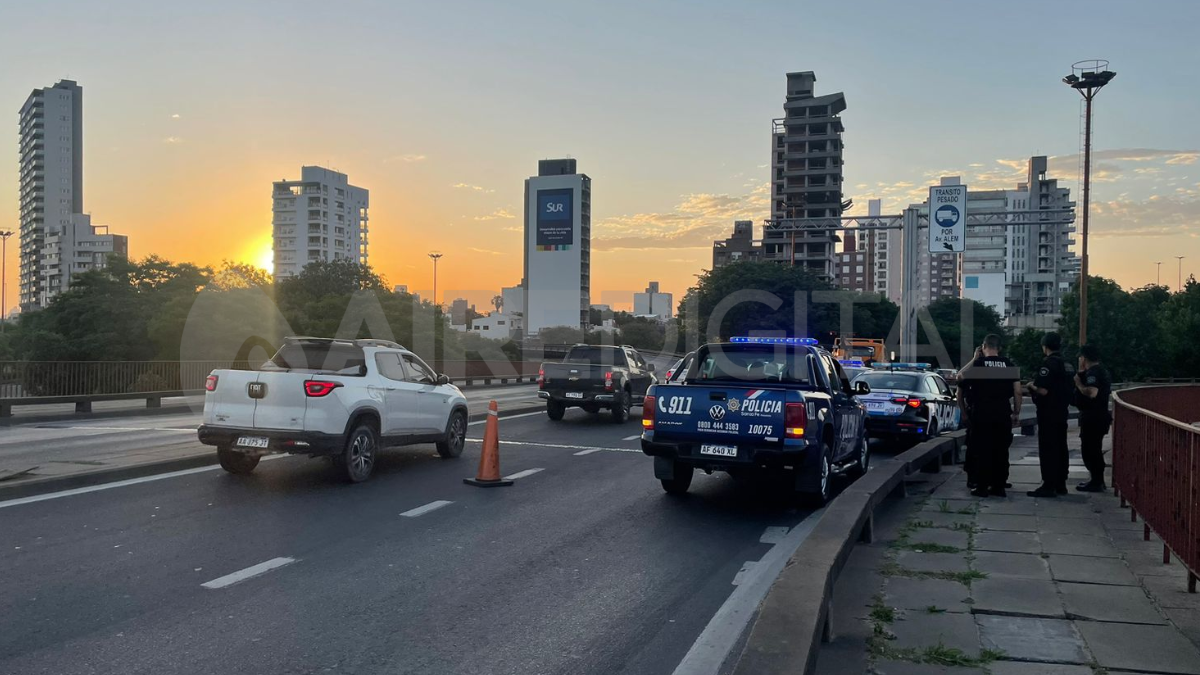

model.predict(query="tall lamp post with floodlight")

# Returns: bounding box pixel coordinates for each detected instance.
[1177,256,1186,292]
[0,230,12,332]
[1157,261,1163,286]
[428,252,443,309]
[1063,60,1116,347]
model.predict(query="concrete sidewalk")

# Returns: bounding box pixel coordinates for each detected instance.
[818,428,1200,674]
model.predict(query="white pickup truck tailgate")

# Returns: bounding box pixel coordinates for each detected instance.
[251,372,310,431]
[205,370,260,428]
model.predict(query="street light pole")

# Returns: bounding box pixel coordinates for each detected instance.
[1177,256,1186,292]
[428,252,443,308]
[1063,60,1116,347]
[0,230,12,332]
[1156,261,1163,286]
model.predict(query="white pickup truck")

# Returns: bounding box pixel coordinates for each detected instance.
[197,337,469,482]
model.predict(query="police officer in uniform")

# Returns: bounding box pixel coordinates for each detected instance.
[956,334,1023,497]
[1026,332,1072,498]
[1073,345,1112,492]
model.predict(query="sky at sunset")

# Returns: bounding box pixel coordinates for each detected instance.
[3,0,1199,314]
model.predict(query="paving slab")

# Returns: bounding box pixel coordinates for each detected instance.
[1039,533,1119,558]
[1126,550,1188,577]
[906,528,970,551]
[974,530,1041,554]
[911,512,975,529]
[971,551,1051,581]
[895,550,971,574]
[1142,574,1200,610]
[884,577,973,614]
[1059,581,1166,625]
[985,663,1093,675]
[1037,515,1107,536]
[889,611,981,655]
[1044,553,1136,587]
[1077,621,1200,674]
[871,660,983,675]
[976,514,1038,532]
[1163,608,1200,650]
[978,500,1038,516]
[970,578,1064,618]
[921,498,981,515]
[976,615,1090,664]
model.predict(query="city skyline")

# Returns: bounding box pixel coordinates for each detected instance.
[3,1,1200,315]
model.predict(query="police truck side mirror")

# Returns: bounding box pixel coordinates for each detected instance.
[854,381,871,396]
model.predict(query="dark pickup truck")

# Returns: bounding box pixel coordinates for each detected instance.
[641,337,871,504]
[538,345,657,423]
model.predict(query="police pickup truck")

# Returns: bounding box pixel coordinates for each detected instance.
[640,337,871,504]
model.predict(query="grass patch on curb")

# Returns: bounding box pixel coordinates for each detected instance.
[880,560,988,586]
[889,541,963,554]
[866,638,1004,668]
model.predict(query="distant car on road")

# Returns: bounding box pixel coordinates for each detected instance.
[538,344,656,422]
[198,337,468,482]
[664,351,696,383]
[852,363,960,445]
[640,337,871,504]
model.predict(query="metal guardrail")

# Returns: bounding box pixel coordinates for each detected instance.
[1112,385,1200,593]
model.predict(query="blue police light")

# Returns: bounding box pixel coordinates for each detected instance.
[871,362,933,371]
[729,337,819,345]
[839,359,865,367]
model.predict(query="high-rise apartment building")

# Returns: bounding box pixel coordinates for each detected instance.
[763,71,847,278]
[712,220,763,269]
[633,281,673,319]
[272,166,369,279]
[19,80,127,310]
[523,159,591,335]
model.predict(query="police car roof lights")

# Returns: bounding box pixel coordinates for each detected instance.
[729,337,819,345]
[870,362,933,371]
[838,359,865,367]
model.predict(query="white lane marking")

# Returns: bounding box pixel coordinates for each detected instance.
[731,561,756,586]
[465,439,641,454]
[671,512,824,675]
[573,448,604,456]
[28,425,196,432]
[502,468,544,481]
[400,500,453,518]
[201,557,296,589]
[0,455,288,509]
[622,434,642,441]
[467,411,544,426]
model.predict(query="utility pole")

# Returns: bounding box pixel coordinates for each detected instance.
[1177,256,1186,292]
[1156,261,1163,286]
[1063,60,1115,347]
[428,252,443,308]
[0,230,12,332]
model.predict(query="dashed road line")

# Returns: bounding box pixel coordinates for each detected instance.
[201,557,296,589]
[502,468,545,481]
[573,448,604,456]
[400,500,453,517]
[467,411,543,426]
[622,434,642,441]
[465,439,641,454]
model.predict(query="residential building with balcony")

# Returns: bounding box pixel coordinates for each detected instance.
[763,71,847,279]
[40,214,128,304]
[712,220,764,269]
[272,166,369,279]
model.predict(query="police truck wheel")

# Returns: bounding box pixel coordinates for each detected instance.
[799,442,833,506]
[660,463,693,495]
[611,390,631,423]
[547,400,565,421]
[217,446,260,475]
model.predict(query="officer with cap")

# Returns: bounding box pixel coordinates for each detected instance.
[1073,344,1112,492]
[1026,332,1072,497]
[957,334,1022,497]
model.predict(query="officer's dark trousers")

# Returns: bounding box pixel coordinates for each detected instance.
[1036,409,1070,490]
[968,414,1012,490]
[1079,415,1111,486]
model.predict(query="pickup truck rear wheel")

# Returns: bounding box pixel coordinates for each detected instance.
[798,442,833,506]
[436,410,467,458]
[337,422,378,483]
[660,463,693,495]
[547,400,566,421]
[611,390,631,423]
[847,428,870,478]
[217,446,260,475]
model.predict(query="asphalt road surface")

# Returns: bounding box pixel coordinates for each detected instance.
[0,405,828,675]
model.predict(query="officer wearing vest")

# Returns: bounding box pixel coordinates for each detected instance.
[956,334,1022,498]
[1026,332,1072,498]
[1073,344,1112,492]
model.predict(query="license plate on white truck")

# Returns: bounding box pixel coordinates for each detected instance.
[700,444,738,457]
[236,436,269,449]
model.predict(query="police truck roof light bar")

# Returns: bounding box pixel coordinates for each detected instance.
[729,337,819,345]
[871,362,932,371]
[838,359,865,367]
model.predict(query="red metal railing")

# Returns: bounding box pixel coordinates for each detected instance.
[1112,385,1200,592]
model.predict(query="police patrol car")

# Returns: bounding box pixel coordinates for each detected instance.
[851,363,961,444]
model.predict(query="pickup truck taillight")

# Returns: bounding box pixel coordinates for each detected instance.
[642,395,656,430]
[205,374,218,392]
[537,368,545,389]
[785,402,807,439]
[604,371,614,391]
[304,380,343,397]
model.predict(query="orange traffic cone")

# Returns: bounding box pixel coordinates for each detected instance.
[464,400,513,487]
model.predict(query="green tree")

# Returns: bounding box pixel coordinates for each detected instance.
[917,298,1005,368]
[1157,277,1200,378]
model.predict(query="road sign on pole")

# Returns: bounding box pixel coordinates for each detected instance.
[928,185,967,253]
